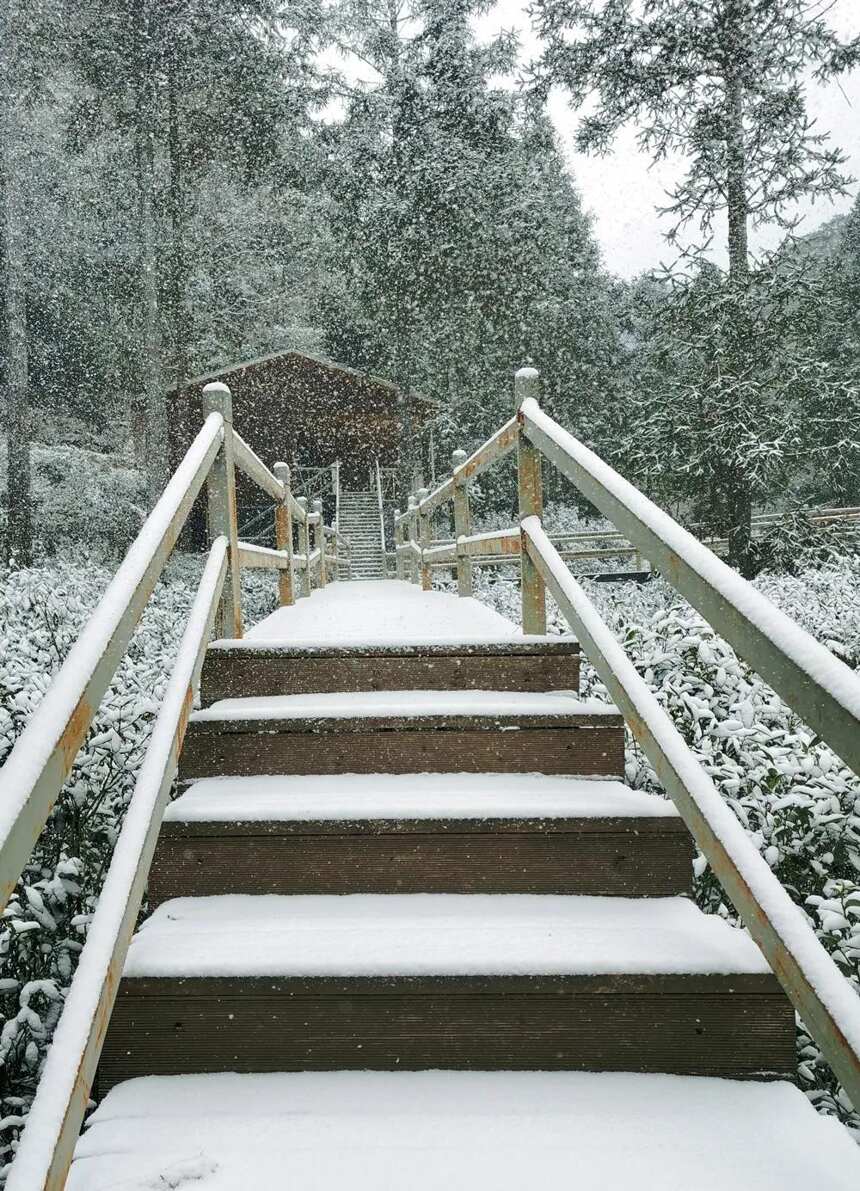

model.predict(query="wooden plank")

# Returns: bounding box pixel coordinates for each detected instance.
[148,822,694,903]
[187,710,620,735]
[200,650,581,703]
[99,972,795,1092]
[236,542,291,569]
[205,641,581,658]
[179,723,624,780]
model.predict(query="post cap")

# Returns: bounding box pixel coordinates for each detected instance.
[296,495,308,508]
[451,448,467,466]
[514,364,540,410]
[202,381,233,418]
[408,494,417,508]
[312,498,323,513]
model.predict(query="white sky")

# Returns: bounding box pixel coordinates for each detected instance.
[477,0,860,277]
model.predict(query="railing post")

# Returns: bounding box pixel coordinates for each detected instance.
[407,494,419,583]
[394,511,404,580]
[297,495,312,597]
[417,487,431,590]
[202,382,243,638]
[313,498,327,587]
[451,448,473,598]
[273,462,295,607]
[515,366,546,634]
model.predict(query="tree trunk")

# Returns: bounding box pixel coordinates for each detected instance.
[725,70,749,284]
[133,0,167,504]
[0,0,32,567]
[167,68,191,388]
[724,60,754,573]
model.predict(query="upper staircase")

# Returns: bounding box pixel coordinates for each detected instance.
[338,488,386,579]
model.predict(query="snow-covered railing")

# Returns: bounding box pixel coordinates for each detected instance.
[0,380,345,1189]
[401,364,860,1111]
[419,509,860,572]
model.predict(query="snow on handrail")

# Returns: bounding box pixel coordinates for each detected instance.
[519,397,860,776]
[521,515,860,1111]
[0,412,224,916]
[236,541,292,570]
[5,540,230,1191]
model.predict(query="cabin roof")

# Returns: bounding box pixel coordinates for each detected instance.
[170,350,438,413]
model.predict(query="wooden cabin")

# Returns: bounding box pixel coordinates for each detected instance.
[168,350,436,486]
[167,351,437,543]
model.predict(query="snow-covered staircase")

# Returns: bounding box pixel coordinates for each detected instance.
[97,582,795,1094]
[74,581,860,1190]
[338,488,386,579]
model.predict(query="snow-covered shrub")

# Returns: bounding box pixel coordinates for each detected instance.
[457,554,860,1129]
[0,556,277,1174]
[0,440,147,560]
[749,512,860,577]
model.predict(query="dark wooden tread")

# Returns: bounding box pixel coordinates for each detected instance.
[151,773,692,906]
[102,893,793,1090]
[150,819,693,903]
[99,970,794,1092]
[180,694,624,780]
[201,638,581,704]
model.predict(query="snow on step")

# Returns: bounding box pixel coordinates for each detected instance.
[215,578,531,647]
[164,773,680,823]
[190,689,614,723]
[123,893,768,978]
[68,1070,860,1191]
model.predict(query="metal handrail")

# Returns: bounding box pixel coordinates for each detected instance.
[397,367,860,1110]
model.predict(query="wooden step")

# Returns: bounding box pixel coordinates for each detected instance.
[70,1070,860,1191]
[179,691,624,780]
[201,638,581,703]
[149,774,693,904]
[99,894,795,1091]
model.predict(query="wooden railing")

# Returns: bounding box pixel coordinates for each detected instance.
[412,509,860,572]
[395,365,860,1111]
[0,381,346,1190]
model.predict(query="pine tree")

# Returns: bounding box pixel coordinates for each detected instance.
[320,0,617,494]
[533,0,859,571]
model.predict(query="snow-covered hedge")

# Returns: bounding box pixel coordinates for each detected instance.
[0,556,277,1175]
[460,558,860,1130]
